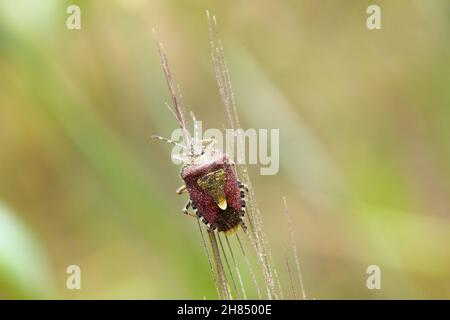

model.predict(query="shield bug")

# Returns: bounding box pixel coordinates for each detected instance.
[152,32,247,234]
[152,121,248,234]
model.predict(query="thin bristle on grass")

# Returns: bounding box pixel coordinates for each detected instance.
[283,197,307,300]
[225,235,247,300]
[236,233,262,299]
[284,248,297,300]
[217,233,240,299]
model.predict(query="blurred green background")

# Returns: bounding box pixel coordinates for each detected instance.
[1,0,450,299]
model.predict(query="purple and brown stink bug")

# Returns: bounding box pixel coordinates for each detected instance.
[152,33,247,234]
[152,120,248,234]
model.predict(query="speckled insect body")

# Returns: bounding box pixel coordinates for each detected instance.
[153,125,247,234]
[181,151,247,233]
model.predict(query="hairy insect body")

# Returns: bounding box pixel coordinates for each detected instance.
[181,153,244,233]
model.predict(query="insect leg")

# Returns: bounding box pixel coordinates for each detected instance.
[176,185,188,195]
[202,138,216,148]
[238,180,248,217]
[238,180,249,192]
[183,195,217,230]
[200,215,216,231]
[182,199,197,218]
[151,135,187,150]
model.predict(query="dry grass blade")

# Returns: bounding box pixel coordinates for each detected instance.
[153,29,191,144]
[207,229,232,300]
[154,30,233,300]
[217,233,240,299]
[196,218,221,299]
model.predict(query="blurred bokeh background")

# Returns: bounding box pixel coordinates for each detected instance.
[1,0,450,299]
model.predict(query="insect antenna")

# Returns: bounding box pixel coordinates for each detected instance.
[150,135,187,150]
